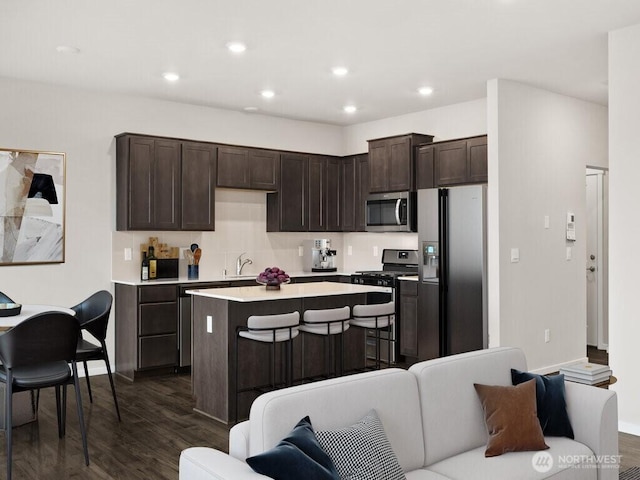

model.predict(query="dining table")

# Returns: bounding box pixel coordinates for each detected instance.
[0,304,75,331]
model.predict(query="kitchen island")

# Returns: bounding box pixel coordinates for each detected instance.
[188,282,392,423]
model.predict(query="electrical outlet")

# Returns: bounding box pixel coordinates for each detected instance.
[373,246,379,257]
[347,245,353,256]
[298,246,304,257]
[566,246,572,261]
[124,247,132,261]
[544,215,550,229]
[207,315,213,334]
[544,329,550,343]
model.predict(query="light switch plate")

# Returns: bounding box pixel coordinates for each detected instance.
[566,246,572,261]
[347,245,353,256]
[298,246,304,257]
[510,248,520,263]
[206,315,213,333]
[124,247,132,261]
[544,216,550,229]
[373,246,379,257]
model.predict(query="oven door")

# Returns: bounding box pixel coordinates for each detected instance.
[365,192,416,232]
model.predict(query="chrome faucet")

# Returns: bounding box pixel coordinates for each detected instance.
[236,252,253,275]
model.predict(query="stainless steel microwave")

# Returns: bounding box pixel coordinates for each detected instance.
[365,191,417,232]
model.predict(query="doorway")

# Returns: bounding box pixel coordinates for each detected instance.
[585,167,608,352]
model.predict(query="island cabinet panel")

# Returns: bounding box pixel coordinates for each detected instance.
[181,142,217,230]
[367,133,433,193]
[115,283,178,381]
[217,146,279,191]
[191,287,380,424]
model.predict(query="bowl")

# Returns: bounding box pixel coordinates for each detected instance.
[0,303,22,317]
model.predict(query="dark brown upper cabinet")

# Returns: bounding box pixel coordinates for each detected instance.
[116,134,216,231]
[341,154,369,232]
[367,133,433,193]
[268,154,342,232]
[415,145,435,190]
[434,135,487,186]
[267,153,309,231]
[181,142,217,230]
[217,146,279,191]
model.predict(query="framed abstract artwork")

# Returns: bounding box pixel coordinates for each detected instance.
[0,148,65,265]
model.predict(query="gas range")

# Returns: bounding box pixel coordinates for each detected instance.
[350,249,419,288]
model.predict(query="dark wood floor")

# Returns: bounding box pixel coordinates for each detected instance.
[0,348,636,478]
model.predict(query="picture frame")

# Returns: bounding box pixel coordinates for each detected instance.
[0,148,66,265]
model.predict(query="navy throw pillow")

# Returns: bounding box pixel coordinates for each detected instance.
[511,369,574,439]
[246,416,339,480]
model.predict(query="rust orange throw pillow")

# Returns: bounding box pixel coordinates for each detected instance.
[474,379,549,457]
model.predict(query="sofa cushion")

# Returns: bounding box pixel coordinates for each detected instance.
[474,379,549,457]
[511,369,574,439]
[409,347,528,466]
[315,409,405,480]
[426,436,597,480]
[246,416,338,480]
[248,368,425,473]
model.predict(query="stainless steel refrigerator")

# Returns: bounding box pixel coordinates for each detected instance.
[418,185,487,357]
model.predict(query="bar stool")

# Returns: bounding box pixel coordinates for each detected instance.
[235,311,299,422]
[299,306,350,380]
[350,301,395,370]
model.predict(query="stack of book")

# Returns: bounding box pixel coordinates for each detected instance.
[559,362,612,385]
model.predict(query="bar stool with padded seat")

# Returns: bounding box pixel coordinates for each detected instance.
[350,301,395,370]
[299,306,350,380]
[235,311,299,422]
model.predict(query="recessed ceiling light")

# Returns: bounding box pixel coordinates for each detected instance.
[162,72,180,82]
[332,66,349,76]
[261,89,275,99]
[56,45,80,54]
[418,86,434,96]
[226,42,247,54]
[244,106,259,112]
[343,105,357,114]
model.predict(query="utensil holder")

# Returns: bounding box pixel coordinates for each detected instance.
[188,265,199,280]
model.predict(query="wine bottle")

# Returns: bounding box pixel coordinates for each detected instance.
[141,251,149,281]
[148,246,157,280]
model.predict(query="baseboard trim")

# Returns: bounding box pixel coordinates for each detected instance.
[530,356,589,375]
[619,421,640,437]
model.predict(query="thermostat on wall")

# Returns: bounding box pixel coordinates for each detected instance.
[566,212,576,241]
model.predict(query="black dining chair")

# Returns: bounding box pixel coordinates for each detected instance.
[0,311,89,480]
[72,290,121,421]
[0,291,15,303]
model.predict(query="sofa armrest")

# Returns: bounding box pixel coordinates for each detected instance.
[229,420,251,460]
[179,447,269,480]
[564,381,618,480]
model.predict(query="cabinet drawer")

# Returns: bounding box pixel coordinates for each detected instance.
[138,334,177,369]
[139,285,177,303]
[139,303,177,335]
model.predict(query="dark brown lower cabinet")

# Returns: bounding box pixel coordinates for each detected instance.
[115,283,178,381]
[399,280,419,358]
[417,282,440,361]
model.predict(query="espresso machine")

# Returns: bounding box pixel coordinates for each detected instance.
[303,239,337,272]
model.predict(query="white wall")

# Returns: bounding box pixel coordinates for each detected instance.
[486,79,608,372]
[343,98,487,154]
[609,22,640,435]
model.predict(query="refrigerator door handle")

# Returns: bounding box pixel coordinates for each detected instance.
[395,199,402,225]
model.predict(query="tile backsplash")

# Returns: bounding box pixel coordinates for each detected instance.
[112,189,417,280]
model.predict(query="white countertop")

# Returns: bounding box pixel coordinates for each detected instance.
[112,271,352,286]
[187,281,391,302]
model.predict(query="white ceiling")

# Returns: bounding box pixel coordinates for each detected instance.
[2,0,640,126]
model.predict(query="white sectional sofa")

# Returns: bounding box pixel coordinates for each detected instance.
[180,347,618,480]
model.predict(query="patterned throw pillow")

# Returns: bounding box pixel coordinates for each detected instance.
[315,409,406,480]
